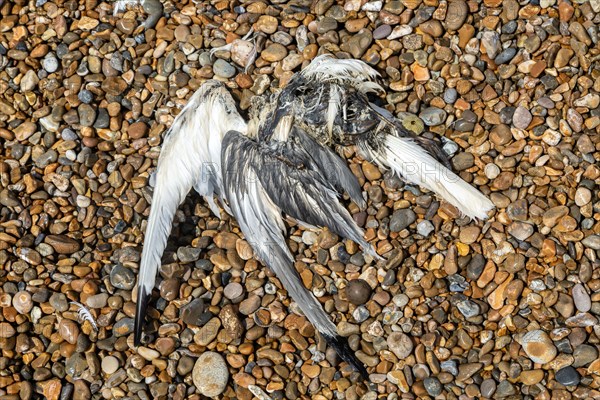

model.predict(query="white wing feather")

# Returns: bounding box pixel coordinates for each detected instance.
[135,80,246,344]
[365,135,494,220]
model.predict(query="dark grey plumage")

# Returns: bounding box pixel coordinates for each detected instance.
[221,128,371,377]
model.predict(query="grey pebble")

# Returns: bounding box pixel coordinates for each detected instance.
[61,128,78,141]
[416,220,434,236]
[582,235,600,250]
[110,264,136,290]
[572,283,591,312]
[390,209,416,232]
[35,150,58,168]
[573,344,598,367]
[353,306,370,323]
[480,378,497,398]
[181,298,211,326]
[177,247,201,263]
[456,299,480,318]
[454,120,474,132]
[513,106,532,130]
[49,292,68,312]
[419,107,447,126]
[42,54,59,73]
[424,377,443,396]
[78,90,94,104]
[440,360,458,376]
[448,274,468,292]
[443,88,458,104]
[494,47,517,64]
[113,318,134,337]
[555,366,580,386]
[213,59,236,78]
[373,24,392,39]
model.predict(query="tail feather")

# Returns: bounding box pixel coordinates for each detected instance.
[366,135,494,220]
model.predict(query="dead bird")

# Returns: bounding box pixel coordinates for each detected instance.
[264,55,495,220]
[133,80,373,377]
[134,56,495,379]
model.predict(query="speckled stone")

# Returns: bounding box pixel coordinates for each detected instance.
[192,352,229,397]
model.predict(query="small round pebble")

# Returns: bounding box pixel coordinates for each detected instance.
[13,291,33,314]
[101,356,119,375]
[346,279,372,305]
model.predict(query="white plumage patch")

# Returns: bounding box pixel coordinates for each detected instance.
[136,81,246,338]
[301,55,383,92]
[326,85,341,136]
[370,135,495,220]
[71,301,98,331]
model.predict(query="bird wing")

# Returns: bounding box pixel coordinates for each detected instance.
[135,81,246,345]
[290,127,366,210]
[357,103,494,220]
[287,55,495,220]
[222,130,369,377]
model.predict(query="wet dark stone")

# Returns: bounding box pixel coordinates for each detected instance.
[180,298,209,326]
[346,279,372,305]
[555,366,580,386]
[78,90,94,104]
[390,209,416,231]
[467,254,485,280]
[502,21,517,34]
[94,108,110,129]
[424,377,443,396]
[540,75,558,90]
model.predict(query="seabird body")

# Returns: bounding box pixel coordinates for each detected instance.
[134,55,495,378]
[270,55,495,219]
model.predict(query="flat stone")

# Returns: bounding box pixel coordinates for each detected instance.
[340,29,372,58]
[44,235,80,254]
[519,330,557,364]
[213,59,236,78]
[390,209,416,231]
[192,352,228,397]
[109,264,135,290]
[512,106,532,130]
[419,107,446,126]
[572,284,591,312]
[445,0,467,30]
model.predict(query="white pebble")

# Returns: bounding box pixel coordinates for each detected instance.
[76,195,91,208]
[101,356,119,375]
[572,283,591,313]
[484,163,500,179]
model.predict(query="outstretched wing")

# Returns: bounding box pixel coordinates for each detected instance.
[358,103,494,220]
[134,81,246,345]
[222,130,369,377]
[289,55,495,220]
